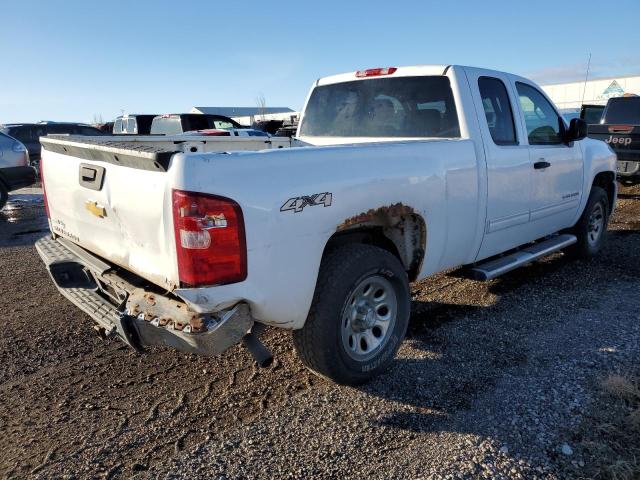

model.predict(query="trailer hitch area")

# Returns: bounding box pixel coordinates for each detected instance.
[125,288,211,334]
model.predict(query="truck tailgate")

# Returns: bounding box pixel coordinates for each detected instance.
[40,136,179,290]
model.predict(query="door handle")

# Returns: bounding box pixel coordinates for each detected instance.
[534,160,551,170]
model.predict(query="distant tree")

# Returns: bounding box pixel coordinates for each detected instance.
[256,94,267,121]
[92,113,104,125]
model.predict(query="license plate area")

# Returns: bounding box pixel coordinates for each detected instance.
[617,161,640,175]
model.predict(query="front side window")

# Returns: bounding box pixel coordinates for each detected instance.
[516,82,564,145]
[478,77,517,145]
[213,120,235,130]
[299,76,460,138]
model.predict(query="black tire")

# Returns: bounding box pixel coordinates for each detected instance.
[567,186,609,259]
[293,244,410,385]
[0,181,8,211]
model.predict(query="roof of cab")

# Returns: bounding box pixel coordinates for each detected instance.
[316,64,451,87]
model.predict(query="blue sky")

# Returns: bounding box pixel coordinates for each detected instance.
[1,0,639,124]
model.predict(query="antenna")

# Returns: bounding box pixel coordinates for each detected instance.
[581,53,592,105]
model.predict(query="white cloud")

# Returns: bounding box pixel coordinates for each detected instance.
[525,57,640,85]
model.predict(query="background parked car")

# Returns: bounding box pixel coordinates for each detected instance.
[176,128,270,137]
[0,132,35,210]
[96,121,114,133]
[0,122,104,168]
[252,119,284,135]
[580,104,605,124]
[150,114,246,135]
[588,95,640,185]
[112,114,157,135]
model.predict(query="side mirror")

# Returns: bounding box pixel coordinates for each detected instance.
[567,118,588,142]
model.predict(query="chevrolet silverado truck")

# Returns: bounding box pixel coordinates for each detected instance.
[36,65,617,385]
[588,96,640,185]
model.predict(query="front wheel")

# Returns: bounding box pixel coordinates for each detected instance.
[567,186,609,259]
[292,244,410,385]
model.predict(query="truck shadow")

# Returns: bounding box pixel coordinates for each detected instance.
[360,227,640,434]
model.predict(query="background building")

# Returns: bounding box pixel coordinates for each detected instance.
[541,75,640,116]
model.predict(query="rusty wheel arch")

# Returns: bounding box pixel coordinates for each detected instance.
[325,203,427,281]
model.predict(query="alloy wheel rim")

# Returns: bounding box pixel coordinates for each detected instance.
[341,275,397,362]
[587,202,605,246]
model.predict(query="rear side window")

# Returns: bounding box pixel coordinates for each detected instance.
[602,97,640,124]
[516,82,564,145]
[478,77,517,145]
[299,76,460,138]
[213,119,235,130]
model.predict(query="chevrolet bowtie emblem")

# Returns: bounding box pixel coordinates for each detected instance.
[85,200,106,218]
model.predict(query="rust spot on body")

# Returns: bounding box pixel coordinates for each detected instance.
[337,203,415,230]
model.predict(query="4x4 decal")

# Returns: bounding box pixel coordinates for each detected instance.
[280,192,333,213]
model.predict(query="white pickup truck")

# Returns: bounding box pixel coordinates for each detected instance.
[36,65,617,385]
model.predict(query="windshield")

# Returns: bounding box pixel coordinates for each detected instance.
[603,97,640,124]
[299,76,460,138]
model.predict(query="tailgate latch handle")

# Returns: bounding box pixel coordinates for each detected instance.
[81,167,97,182]
[79,163,105,191]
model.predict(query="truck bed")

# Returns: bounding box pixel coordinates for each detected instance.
[44,133,292,157]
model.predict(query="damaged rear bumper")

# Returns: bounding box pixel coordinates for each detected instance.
[35,235,253,356]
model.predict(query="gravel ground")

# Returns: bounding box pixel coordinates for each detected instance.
[0,185,639,479]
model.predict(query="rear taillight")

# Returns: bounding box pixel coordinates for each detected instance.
[355,67,397,78]
[40,158,50,219]
[608,125,634,134]
[172,189,247,287]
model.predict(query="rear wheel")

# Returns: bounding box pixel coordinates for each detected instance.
[568,186,609,259]
[293,244,410,385]
[0,182,8,210]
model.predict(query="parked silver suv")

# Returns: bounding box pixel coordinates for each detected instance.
[0,132,35,210]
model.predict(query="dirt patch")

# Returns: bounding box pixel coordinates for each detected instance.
[0,184,639,479]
